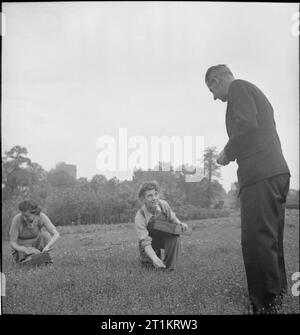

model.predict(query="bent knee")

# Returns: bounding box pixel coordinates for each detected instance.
[40,231,52,240]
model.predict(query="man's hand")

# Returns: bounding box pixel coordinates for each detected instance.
[217,150,230,166]
[180,222,188,233]
[24,247,41,255]
[144,244,166,268]
[153,257,166,269]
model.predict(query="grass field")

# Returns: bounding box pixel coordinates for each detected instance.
[1,210,299,315]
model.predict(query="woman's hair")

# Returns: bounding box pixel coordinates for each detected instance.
[18,200,41,215]
[138,180,159,200]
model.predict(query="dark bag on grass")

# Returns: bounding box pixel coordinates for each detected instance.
[20,251,52,267]
[140,202,183,235]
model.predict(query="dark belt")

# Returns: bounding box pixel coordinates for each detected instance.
[18,235,38,240]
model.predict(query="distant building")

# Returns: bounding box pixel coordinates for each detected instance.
[56,163,77,179]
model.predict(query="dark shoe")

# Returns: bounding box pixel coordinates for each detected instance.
[254,296,284,315]
[262,304,282,315]
[279,288,287,300]
[250,303,260,315]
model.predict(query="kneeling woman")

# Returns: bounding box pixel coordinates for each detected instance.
[135,181,187,271]
[9,200,60,263]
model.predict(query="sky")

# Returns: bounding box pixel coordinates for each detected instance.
[2,2,299,191]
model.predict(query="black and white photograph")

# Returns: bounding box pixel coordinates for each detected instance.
[1,1,299,321]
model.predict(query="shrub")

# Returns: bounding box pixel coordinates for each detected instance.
[176,205,229,221]
[2,198,20,240]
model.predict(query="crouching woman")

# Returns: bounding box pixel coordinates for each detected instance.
[9,200,60,263]
[134,181,187,271]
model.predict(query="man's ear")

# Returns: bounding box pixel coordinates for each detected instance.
[212,77,220,86]
[207,77,219,88]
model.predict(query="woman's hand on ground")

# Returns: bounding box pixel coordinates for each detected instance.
[42,245,50,252]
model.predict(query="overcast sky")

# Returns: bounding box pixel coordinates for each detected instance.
[2,2,299,191]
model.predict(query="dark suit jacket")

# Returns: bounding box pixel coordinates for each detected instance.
[224,79,290,189]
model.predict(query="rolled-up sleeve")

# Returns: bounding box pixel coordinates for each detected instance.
[134,211,152,249]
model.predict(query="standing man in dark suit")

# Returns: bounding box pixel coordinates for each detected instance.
[205,64,291,314]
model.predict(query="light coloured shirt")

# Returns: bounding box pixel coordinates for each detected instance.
[134,199,181,249]
[9,212,51,242]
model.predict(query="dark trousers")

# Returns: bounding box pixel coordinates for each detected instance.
[139,229,181,270]
[150,230,181,270]
[240,173,290,309]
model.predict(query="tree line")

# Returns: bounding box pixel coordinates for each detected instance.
[6,144,299,236]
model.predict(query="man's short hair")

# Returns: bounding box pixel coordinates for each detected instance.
[18,200,41,215]
[205,64,234,84]
[138,181,159,200]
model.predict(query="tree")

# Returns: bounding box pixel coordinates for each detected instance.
[226,182,240,209]
[2,146,32,199]
[77,177,90,190]
[47,169,76,188]
[28,162,48,185]
[204,147,221,207]
[90,174,107,193]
